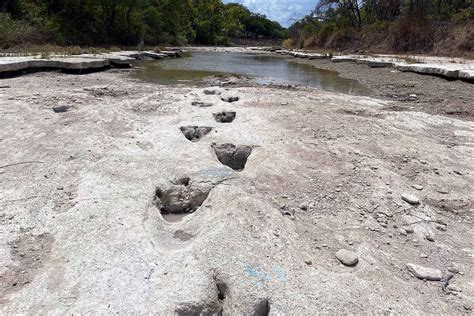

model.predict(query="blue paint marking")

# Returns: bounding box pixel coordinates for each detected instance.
[273,265,286,283]
[199,168,234,178]
[244,264,286,286]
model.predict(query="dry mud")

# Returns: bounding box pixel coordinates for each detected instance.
[0,68,473,314]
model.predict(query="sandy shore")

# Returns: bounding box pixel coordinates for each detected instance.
[0,66,473,313]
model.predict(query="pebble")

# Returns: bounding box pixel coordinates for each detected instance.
[221,96,239,103]
[299,203,308,211]
[399,228,408,236]
[305,259,312,265]
[406,263,443,281]
[53,105,69,113]
[426,234,435,242]
[203,89,221,95]
[447,284,462,292]
[401,194,421,205]
[412,184,424,191]
[191,101,213,107]
[335,249,359,267]
[436,188,449,194]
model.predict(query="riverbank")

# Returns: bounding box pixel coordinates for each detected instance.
[251,48,474,81]
[0,62,473,313]
[289,57,474,120]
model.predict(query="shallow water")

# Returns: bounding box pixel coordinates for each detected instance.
[133,51,370,95]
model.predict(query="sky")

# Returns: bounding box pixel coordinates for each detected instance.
[223,0,315,27]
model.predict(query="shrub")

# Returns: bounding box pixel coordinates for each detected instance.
[0,13,44,48]
[282,38,293,48]
[453,8,474,22]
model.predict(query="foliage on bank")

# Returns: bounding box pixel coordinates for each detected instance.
[0,0,286,48]
[286,0,474,55]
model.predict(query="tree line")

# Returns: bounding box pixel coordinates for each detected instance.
[287,0,474,53]
[0,0,286,48]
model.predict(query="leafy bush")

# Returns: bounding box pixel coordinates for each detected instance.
[0,13,44,48]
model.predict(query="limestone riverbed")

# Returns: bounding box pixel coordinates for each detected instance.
[0,58,473,313]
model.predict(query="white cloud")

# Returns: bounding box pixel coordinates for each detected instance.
[223,0,314,27]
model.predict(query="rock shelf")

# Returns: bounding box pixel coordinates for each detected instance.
[0,50,181,77]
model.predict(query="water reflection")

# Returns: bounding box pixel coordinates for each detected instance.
[133,51,370,95]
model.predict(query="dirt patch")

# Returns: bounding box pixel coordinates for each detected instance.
[0,233,54,303]
[83,86,128,98]
[155,178,213,220]
[212,143,253,171]
[180,126,213,142]
[175,303,208,316]
[173,230,194,241]
[214,111,236,123]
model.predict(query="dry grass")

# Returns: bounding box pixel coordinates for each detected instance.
[297,18,473,58]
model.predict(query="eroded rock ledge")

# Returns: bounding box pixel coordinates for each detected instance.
[0,50,181,78]
[250,47,474,81]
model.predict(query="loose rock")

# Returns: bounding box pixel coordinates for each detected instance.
[53,106,70,113]
[426,234,435,242]
[401,194,421,205]
[406,263,443,281]
[204,89,220,95]
[412,184,424,191]
[335,249,359,267]
[191,101,213,107]
[221,96,239,103]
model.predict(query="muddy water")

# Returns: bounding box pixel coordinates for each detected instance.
[132,51,371,95]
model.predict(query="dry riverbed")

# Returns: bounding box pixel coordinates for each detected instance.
[0,66,473,314]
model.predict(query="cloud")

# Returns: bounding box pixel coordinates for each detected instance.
[223,0,314,27]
